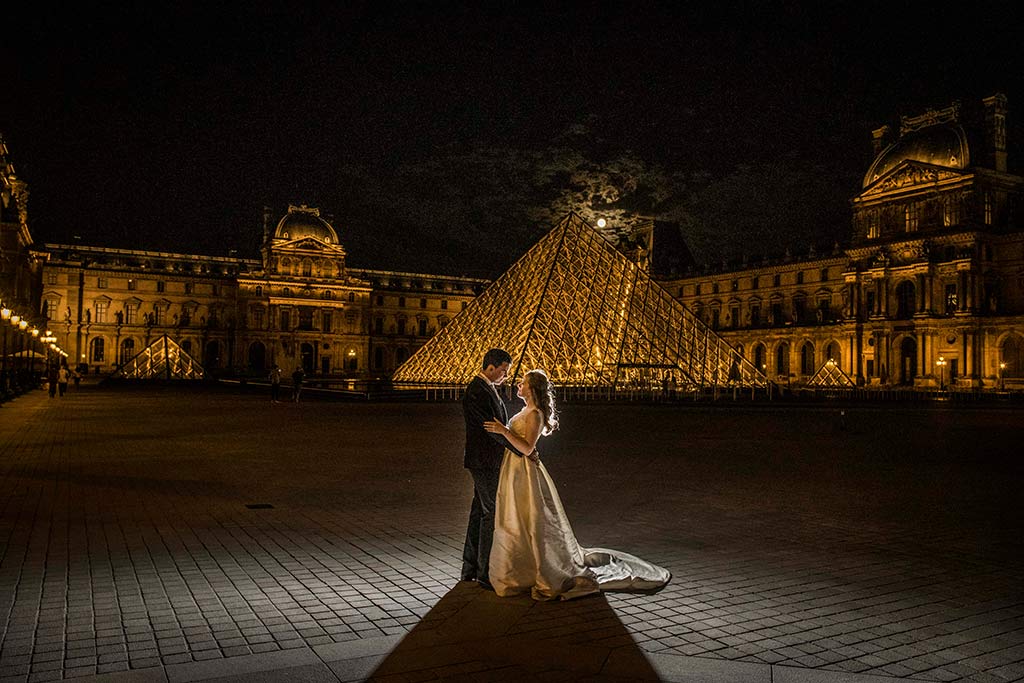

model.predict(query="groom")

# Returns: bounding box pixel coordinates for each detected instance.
[461,348,534,589]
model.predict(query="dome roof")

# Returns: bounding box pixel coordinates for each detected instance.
[273,205,338,244]
[863,124,969,188]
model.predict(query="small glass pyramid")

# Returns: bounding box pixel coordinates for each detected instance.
[806,359,855,387]
[111,334,205,380]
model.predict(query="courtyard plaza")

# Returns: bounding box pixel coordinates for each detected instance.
[0,384,1021,683]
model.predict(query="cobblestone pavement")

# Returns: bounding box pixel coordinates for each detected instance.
[0,385,1021,682]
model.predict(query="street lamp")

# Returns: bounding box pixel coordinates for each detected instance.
[1000,361,1006,391]
[936,356,947,391]
[1,305,10,394]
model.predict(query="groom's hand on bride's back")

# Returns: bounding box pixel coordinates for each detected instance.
[527,449,541,464]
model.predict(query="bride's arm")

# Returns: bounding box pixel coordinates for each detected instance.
[483,411,542,456]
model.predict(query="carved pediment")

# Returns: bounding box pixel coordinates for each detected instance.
[862,161,964,197]
[274,237,346,255]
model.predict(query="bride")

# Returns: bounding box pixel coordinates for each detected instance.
[483,369,671,601]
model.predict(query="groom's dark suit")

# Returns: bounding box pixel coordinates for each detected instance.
[462,375,522,585]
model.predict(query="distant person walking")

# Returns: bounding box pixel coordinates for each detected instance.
[291,366,305,403]
[47,365,58,398]
[57,365,70,397]
[269,364,282,402]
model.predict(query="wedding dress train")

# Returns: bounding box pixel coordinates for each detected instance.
[489,408,671,601]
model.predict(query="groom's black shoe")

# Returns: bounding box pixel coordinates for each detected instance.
[477,579,495,591]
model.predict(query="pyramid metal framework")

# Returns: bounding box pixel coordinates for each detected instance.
[806,359,856,388]
[111,334,205,380]
[394,213,766,388]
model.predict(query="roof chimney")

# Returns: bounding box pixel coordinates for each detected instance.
[982,93,1008,173]
[871,125,892,157]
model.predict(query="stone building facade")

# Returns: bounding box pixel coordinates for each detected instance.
[41,205,485,379]
[660,94,1024,389]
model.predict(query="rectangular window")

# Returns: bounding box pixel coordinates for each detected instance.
[212,284,220,296]
[730,305,739,329]
[750,304,761,326]
[374,317,384,334]
[125,305,138,325]
[280,310,291,330]
[796,271,804,285]
[945,284,958,315]
[127,279,136,291]
[983,192,993,225]
[376,295,384,306]
[710,309,720,329]
[95,301,108,323]
[773,274,781,287]
[154,307,165,325]
[751,276,759,290]
[821,268,829,282]
[252,307,264,329]
[943,198,960,227]
[695,284,702,296]
[905,203,919,232]
[441,299,448,310]
[298,307,313,330]
[47,273,58,285]
[397,319,406,335]
[771,302,783,325]
[45,299,59,321]
[418,319,427,336]
[157,280,165,293]
[97,277,108,289]
[818,298,831,320]
[866,291,876,316]
[374,347,384,369]
[866,359,875,378]
[185,282,194,294]
[461,301,468,310]
[399,297,406,307]
[867,213,880,239]
[322,311,332,332]
[420,298,427,309]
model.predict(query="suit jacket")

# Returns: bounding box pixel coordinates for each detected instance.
[463,376,521,470]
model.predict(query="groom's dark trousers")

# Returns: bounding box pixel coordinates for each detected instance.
[462,376,520,585]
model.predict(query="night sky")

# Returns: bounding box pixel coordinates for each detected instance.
[7,3,1024,278]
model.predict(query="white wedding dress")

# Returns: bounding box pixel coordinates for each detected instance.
[489,408,671,601]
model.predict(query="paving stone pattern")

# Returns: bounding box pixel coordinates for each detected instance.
[0,385,1021,681]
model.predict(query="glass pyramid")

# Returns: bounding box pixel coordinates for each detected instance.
[806,359,855,388]
[394,213,766,388]
[111,334,205,380]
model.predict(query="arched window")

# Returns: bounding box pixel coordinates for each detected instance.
[776,342,790,376]
[248,342,266,370]
[753,344,766,373]
[255,285,263,297]
[826,341,841,367]
[800,342,815,375]
[348,292,355,303]
[896,281,916,319]
[90,338,105,363]
[120,338,135,364]
[1002,335,1023,378]
[302,260,313,277]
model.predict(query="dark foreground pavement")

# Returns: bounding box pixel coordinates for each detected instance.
[0,385,1022,682]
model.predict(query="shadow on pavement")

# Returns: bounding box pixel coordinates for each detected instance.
[366,581,660,680]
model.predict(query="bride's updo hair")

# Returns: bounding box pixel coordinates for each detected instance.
[524,369,559,435]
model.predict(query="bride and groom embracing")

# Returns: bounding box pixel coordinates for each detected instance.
[461,348,671,601]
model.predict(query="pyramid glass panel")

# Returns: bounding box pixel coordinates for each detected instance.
[111,334,205,380]
[393,213,766,388]
[806,359,855,387]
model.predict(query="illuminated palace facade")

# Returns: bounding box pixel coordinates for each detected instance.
[660,94,1024,389]
[41,205,485,378]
